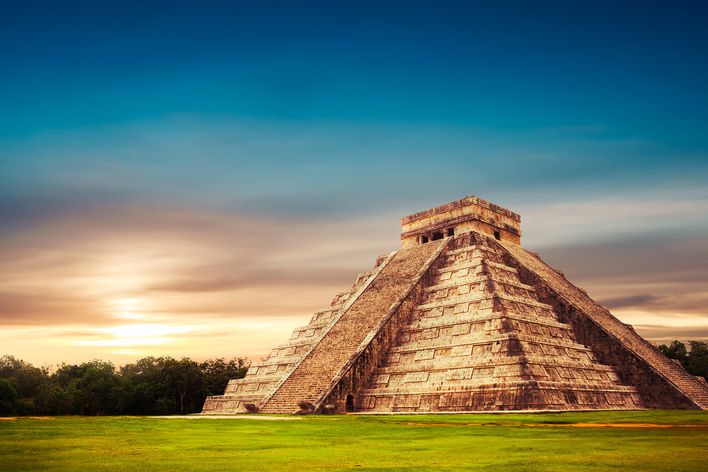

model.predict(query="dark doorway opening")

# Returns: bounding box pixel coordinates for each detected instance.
[345,394,355,412]
[432,231,444,241]
[447,228,455,237]
[421,235,429,244]
[493,230,501,240]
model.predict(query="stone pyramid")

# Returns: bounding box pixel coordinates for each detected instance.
[202,196,708,413]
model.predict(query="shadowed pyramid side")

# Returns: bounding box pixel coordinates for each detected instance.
[497,239,708,410]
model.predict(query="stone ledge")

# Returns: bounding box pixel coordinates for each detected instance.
[376,356,618,375]
[401,195,521,225]
[360,382,639,396]
[389,333,595,354]
[445,245,501,256]
[423,275,534,293]
[403,313,573,333]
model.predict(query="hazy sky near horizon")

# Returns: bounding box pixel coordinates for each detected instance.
[1,1,708,366]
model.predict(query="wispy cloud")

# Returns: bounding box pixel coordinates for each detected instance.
[3,115,707,218]
[1,116,707,364]
[539,232,708,344]
[519,192,708,247]
[0,198,396,362]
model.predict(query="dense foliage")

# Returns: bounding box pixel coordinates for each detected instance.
[0,355,248,416]
[658,340,708,380]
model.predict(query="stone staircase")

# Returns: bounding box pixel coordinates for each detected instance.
[359,232,641,412]
[259,240,447,413]
[201,266,380,414]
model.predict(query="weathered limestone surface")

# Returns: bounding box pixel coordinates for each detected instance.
[359,233,640,412]
[401,195,521,246]
[203,195,707,414]
[201,266,381,413]
[259,240,446,413]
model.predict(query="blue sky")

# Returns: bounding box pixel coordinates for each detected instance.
[2,1,708,215]
[2,1,708,135]
[1,1,707,363]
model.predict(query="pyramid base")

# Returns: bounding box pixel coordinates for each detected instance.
[359,383,642,413]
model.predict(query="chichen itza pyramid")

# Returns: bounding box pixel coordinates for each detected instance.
[203,196,708,413]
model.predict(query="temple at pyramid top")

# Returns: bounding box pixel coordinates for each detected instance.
[203,195,708,415]
[401,195,521,246]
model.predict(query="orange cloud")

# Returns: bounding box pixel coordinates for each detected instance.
[0,201,396,363]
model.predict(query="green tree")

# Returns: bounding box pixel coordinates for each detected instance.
[0,379,18,415]
[54,360,125,415]
[685,341,708,380]
[121,356,173,415]
[659,340,708,380]
[201,357,249,397]
[163,358,204,414]
[0,355,52,414]
[1,354,252,415]
[658,340,688,361]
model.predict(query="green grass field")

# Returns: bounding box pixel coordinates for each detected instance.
[1,411,707,471]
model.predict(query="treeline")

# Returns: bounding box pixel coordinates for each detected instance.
[1,341,706,416]
[658,340,708,380]
[0,355,247,416]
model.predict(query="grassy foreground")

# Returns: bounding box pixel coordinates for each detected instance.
[1,411,707,471]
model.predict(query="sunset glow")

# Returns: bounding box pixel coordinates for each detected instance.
[77,323,195,347]
[111,298,145,320]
